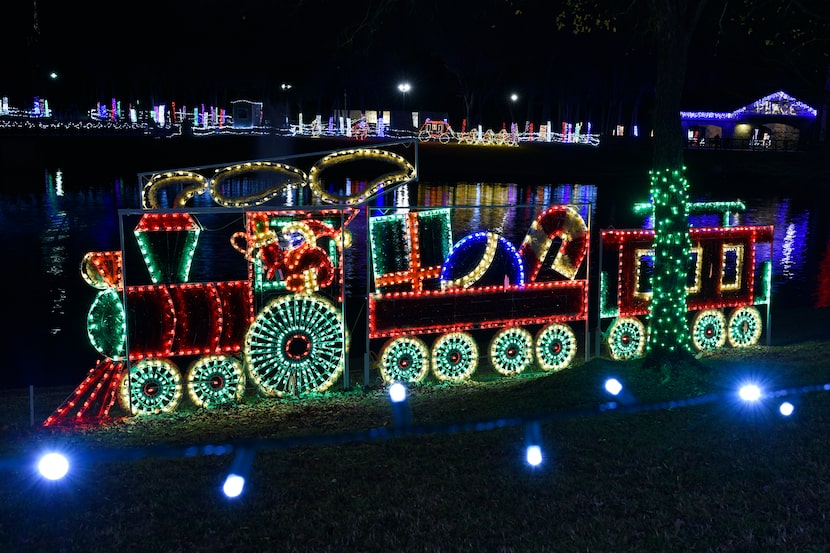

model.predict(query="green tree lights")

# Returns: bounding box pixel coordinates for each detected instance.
[647,168,692,358]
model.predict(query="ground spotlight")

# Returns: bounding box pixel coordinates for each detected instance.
[222,474,246,498]
[779,401,795,417]
[604,378,623,396]
[37,452,70,481]
[389,382,407,403]
[222,447,254,500]
[738,384,762,402]
[526,445,543,466]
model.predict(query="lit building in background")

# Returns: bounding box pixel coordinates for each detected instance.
[680,90,817,150]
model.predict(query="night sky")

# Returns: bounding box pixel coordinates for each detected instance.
[2,1,827,127]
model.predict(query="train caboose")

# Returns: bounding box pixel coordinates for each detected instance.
[598,201,774,360]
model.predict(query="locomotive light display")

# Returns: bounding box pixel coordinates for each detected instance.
[45,146,775,426]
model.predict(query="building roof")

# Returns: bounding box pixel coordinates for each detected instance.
[681,90,817,121]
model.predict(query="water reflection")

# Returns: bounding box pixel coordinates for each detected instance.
[413,182,598,245]
[43,171,69,335]
[55,169,64,197]
[739,197,811,302]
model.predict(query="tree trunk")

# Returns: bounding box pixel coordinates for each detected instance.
[646,1,694,365]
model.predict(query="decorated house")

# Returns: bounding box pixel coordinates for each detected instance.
[680,90,818,150]
[231,99,263,128]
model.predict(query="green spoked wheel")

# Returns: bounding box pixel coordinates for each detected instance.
[607,317,647,361]
[120,359,183,415]
[431,332,479,381]
[379,336,430,383]
[489,327,534,375]
[691,309,727,351]
[245,295,346,397]
[535,323,577,371]
[87,287,126,359]
[187,355,246,408]
[727,306,763,347]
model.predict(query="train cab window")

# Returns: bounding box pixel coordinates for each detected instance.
[721,244,744,291]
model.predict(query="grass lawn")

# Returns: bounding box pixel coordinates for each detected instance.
[1,307,830,552]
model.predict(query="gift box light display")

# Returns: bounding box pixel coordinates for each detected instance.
[369,204,591,381]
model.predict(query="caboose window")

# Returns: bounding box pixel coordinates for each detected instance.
[721,244,744,291]
[686,246,702,293]
[635,246,702,298]
[634,249,654,298]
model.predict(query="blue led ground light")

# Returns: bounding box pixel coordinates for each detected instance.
[28,378,829,492]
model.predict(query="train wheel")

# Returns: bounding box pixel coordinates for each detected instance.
[87,288,126,359]
[379,336,430,383]
[119,359,182,415]
[727,306,763,347]
[607,317,647,360]
[245,295,346,397]
[691,309,727,351]
[431,332,478,381]
[187,355,246,408]
[535,323,577,371]
[489,327,534,375]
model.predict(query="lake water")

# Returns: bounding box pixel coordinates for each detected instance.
[1,143,827,390]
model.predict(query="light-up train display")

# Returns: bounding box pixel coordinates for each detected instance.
[45,147,774,425]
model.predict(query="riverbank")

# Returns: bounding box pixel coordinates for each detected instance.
[2,132,827,189]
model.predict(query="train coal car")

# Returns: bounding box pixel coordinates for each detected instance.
[367,205,590,382]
